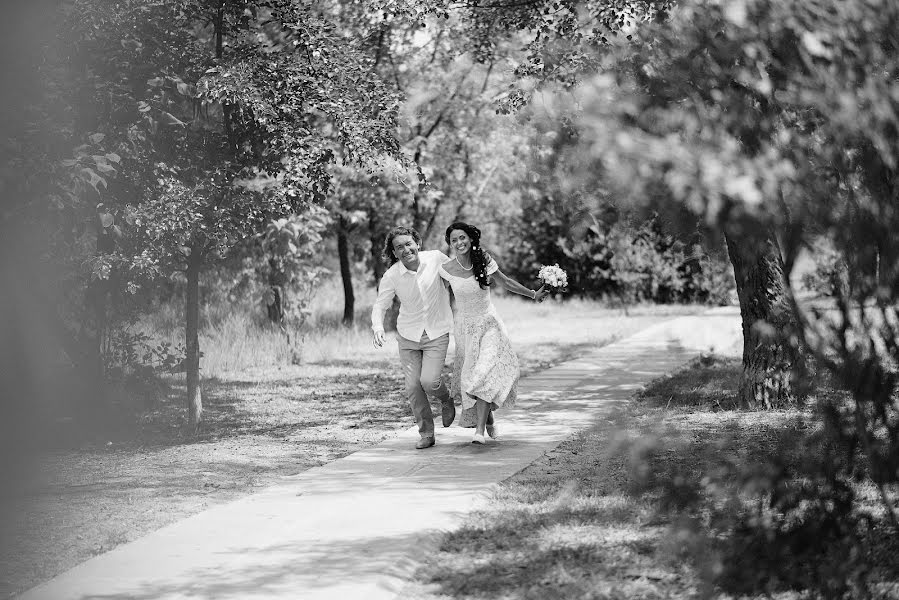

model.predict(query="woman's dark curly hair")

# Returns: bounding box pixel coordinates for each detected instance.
[383,226,422,266]
[445,221,494,289]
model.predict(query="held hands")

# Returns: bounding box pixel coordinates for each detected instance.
[372,330,387,348]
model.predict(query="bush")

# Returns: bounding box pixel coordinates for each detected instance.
[800,245,847,298]
[503,202,734,304]
[634,358,894,598]
[608,220,685,303]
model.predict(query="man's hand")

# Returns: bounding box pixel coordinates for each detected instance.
[372,330,387,348]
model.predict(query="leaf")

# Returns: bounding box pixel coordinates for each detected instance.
[97,162,116,174]
[176,82,191,96]
[105,153,121,163]
[99,212,114,228]
[60,159,78,167]
[81,168,105,190]
[723,1,748,26]
[801,31,831,59]
[160,112,186,126]
[89,133,106,144]
[147,77,165,87]
[138,101,152,113]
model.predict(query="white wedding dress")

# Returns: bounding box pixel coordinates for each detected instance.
[439,259,518,427]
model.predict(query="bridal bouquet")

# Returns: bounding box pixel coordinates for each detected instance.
[537,264,568,290]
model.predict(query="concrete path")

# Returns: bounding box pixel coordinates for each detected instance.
[19,309,741,600]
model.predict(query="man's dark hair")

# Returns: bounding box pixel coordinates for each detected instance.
[383,226,422,266]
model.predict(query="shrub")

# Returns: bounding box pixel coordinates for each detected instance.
[800,246,847,298]
[503,203,734,304]
[634,358,893,598]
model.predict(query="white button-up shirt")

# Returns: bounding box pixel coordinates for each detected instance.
[371,250,453,342]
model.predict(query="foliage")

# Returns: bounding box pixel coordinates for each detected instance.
[633,357,886,598]
[609,219,688,303]
[800,245,847,298]
[102,324,186,405]
[347,9,529,245]
[654,426,874,598]
[613,0,899,527]
[66,0,404,281]
[504,199,733,303]
[8,0,408,426]
[319,7,536,305]
[258,207,331,328]
[449,0,674,105]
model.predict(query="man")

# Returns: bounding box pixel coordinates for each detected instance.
[372,226,455,449]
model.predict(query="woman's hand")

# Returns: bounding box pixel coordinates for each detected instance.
[533,284,550,302]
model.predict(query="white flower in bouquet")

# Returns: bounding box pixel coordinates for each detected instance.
[537,264,568,290]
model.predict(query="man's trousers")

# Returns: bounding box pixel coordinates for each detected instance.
[396,332,451,438]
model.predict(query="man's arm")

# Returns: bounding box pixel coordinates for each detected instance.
[371,273,396,347]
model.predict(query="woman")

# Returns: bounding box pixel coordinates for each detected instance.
[439,222,550,444]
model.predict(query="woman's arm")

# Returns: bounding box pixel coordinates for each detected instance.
[492,268,550,302]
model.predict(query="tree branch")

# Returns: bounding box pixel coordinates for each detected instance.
[451,0,542,9]
[372,24,388,69]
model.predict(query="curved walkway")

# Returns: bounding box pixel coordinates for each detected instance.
[19,308,741,600]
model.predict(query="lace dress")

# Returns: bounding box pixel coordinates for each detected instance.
[439,259,519,427]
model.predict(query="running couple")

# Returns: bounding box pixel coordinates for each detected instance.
[371,222,550,448]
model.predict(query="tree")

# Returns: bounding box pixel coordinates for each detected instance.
[560,0,899,522]
[443,0,798,406]
[323,5,531,320]
[260,209,331,330]
[54,0,402,431]
[548,2,822,407]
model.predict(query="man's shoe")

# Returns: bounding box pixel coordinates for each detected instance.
[416,436,436,449]
[441,401,456,428]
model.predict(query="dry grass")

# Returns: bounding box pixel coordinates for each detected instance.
[137,278,705,378]
[416,356,899,599]
[0,278,701,598]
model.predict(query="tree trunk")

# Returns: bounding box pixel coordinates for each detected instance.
[726,230,799,409]
[266,257,287,325]
[266,287,284,323]
[337,215,354,326]
[412,149,425,233]
[185,247,203,433]
[367,207,385,286]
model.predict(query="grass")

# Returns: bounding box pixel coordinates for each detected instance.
[415,355,899,599]
[135,277,707,378]
[0,278,703,598]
